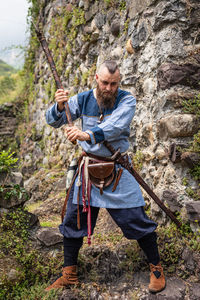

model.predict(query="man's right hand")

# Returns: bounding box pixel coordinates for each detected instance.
[55,89,69,112]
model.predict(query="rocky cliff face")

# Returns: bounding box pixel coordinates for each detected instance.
[22,0,200,228]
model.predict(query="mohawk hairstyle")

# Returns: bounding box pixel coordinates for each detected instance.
[99,60,119,74]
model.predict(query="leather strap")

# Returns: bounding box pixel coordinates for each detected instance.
[61,168,78,222]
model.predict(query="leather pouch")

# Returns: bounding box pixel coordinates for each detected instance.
[88,162,115,195]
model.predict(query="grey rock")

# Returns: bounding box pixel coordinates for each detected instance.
[79,0,84,8]
[94,13,106,29]
[142,277,186,299]
[155,26,186,59]
[189,283,200,300]
[85,3,99,22]
[158,114,199,139]
[0,186,28,208]
[24,177,40,193]
[153,0,187,31]
[182,247,195,272]
[162,190,181,212]
[7,269,19,282]
[110,21,120,37]
[186,201,200,222]
[127,0,152,18]
[36,227,63,246]
[131,23,147,50]
[107,10,116,23]
[0,171,23,187]
[157,63,200,90]
[181,152,200,169]
[28,211,39,228]
[80,42,90,59]
[121,76,137,86]
[0,207,9,217]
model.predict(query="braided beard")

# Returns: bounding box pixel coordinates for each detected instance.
[96,84,118,109]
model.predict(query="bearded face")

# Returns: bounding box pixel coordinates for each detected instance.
[96,82,118,109]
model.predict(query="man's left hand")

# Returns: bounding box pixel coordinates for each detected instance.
[65,126,91,142]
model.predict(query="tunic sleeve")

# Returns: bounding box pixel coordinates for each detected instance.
[85,94,136,144]
[45,95,81,128]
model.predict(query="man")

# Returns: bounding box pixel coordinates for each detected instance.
[45,60,166,293]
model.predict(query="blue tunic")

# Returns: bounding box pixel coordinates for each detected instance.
[45,88,145,208]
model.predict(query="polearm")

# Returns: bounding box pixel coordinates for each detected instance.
[104,141,181,227]
[32,22,74,128]
[33,23,181,228]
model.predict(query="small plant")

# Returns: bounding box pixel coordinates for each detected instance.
[123,18,130,35]
[132,150,144,171]
[0,149,18,173]
[0,184,29,201]
[0,208,62,299]
[119,0,126,11]
[182,94,200,117]
[185,186,199,200]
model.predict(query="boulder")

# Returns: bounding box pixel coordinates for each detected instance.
[162,190,182,212]
[36,227,63,247]
[186,201,200,222]
[181,152,200,168]
[158,63,200,90]
[127,0,152,18]
[0,171,23,187]
[0,187,28,208]
[131,23,148,50]
[110,21,120,37]
[153,0,187,31]
[158,114,199,139]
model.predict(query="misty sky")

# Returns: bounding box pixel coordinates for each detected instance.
[0,0,30,51]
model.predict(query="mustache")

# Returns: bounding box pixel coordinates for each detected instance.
[96,84,118,109]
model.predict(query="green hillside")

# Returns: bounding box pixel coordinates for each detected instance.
[0,59,16,76]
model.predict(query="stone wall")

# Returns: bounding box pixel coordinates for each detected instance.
[25,0,200,228]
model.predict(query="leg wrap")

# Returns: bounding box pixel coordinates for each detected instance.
[137,232,160,265]
[63,237,83,267]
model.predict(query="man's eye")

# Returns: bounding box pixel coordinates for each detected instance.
[102,81,108,85]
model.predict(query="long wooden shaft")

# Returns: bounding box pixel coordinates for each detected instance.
[33,23,73,126]
[103,141,182,227]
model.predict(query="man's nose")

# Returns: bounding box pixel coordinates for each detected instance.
[106,84,112,91]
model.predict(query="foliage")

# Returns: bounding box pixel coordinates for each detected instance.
[190,163,200,181]
[182,94,200,155]
[124,18,130,34]
[0,59,16,76]
[119,0,126,11]
[0,75,16,96]
[0,149,18,173]
[158,216,200,267]
[132,150,144,171]
[103,0,126,9]
[0,72,26,105]
[0,184,29,202]
[181,94,200,184]
[182,94,200,117]
[0,208,62,300]
[13,283,60,300]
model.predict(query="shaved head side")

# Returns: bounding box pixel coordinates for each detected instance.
[98,60,119,75]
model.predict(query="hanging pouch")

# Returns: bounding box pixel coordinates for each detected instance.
[88,161,115,195]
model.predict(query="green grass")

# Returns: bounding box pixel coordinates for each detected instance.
[0,72,25,104]
[0,59,17,76]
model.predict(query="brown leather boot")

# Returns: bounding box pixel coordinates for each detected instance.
[149,263,166,293]
[45,265,78,291]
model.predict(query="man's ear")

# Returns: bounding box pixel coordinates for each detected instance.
[95,73,99,81]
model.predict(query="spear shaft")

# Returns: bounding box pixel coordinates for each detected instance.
[33,22,73,127]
